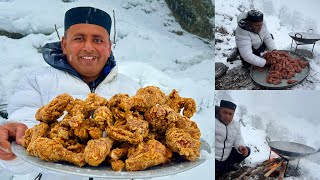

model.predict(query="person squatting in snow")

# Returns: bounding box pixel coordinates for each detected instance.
[215,100,251,178]
[232,10,277,68]
[0,6,138,179]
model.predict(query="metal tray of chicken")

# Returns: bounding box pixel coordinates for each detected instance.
[11,138,211,179]
[250,50,310,89]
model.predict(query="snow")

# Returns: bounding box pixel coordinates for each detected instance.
[215,0,320,90]
[220,90,320,179]
[0,0,213,179]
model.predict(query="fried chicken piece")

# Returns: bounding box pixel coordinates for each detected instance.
[106,113,149,144]
[66,143,86,153]
[166,89,196,118]
[84,93,108,112]
[35,93,73,123]
[88,127,103,139]
[110,160,125,171]
[125,139,171,171]
[106,125,143,145]
[126,113,149,138]
[66,98,89,118]
[108,94,132,121]
[183,121,201,140]
[24,123,50,155]
[84,137,114,166]
[167,116,201,139]
[165,127,201,161]
[30,137,86,167]
[68,114,84,129]
[183,98,197,118]
[93,106,113,129]
[144,104,179,135]
[131,86,166,112]
[22,128,34,149]
[110,146,129,160]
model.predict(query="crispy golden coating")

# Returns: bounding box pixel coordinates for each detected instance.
[131,86,166,112]
[166,89,196,118]
[88,127,103,139]
[108,94,132,121]
[25,88,201,171]
[106,125,143,145]
[84,137,114,166]
[35,93,73,123]
[22,128,34,148]
[183,121,201,140]
[110,146,129,160]
[165,127,201,161]
[24,123,50,155]
[30,137,86,167]
[85,93,108,112]
[125,139,170,171]
[66,143,86,153]
[66,99,89,118]
[106,113,149,145]
[93,106,113,129]
[110,159,125,171]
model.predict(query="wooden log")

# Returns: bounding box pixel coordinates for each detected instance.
[278,164,286,180]
[264,160,284,177]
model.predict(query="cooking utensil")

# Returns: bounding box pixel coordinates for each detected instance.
[11,138,211,179]
[250,50,310,89]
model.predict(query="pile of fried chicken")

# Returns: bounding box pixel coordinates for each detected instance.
[22,86,201,171]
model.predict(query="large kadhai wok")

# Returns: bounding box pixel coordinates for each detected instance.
[250,50,310,89]
[267,140,320,159]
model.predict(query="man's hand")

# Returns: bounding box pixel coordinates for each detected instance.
[0,122,27,160]
[238,145,249,156]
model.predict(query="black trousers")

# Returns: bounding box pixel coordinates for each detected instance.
[215,146,251,178]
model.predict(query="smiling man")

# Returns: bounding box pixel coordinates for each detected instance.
[215,100,250,178]
[0,7,138,179]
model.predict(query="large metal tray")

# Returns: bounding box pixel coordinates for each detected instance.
[11,138,211,179]
[250,50,310,89]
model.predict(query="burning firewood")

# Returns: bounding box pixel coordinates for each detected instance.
[219,157,289,180]
[264,160,285,177]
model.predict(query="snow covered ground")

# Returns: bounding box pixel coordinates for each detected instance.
[0,0,214,179]
[215,0,320,90]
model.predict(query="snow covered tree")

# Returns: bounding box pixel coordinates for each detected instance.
[237,105,248,127]
[262,0,275,16]
[250,114,264,130]
[293,133,306,144]
[303,17,318,33]
[278,5,289,20]
[278,6,291,27]
[288,10,303,31]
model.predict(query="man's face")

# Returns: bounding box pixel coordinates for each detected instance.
[219,107,235,125]
[248,21,263,33]
[61,24,111,83]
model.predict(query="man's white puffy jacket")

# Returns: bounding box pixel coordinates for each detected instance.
[1,65,139,180]
[235,12,276,67]
[215,107,245,162]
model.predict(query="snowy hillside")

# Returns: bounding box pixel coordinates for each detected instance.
[215,0,320,90]
[0,0,214,179]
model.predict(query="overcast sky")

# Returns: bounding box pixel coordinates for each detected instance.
[272,0,320,32]
[229,90,320,143]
